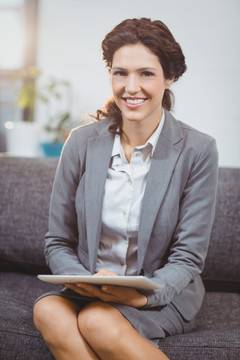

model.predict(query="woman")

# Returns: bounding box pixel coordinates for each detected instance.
[33,18,218,360]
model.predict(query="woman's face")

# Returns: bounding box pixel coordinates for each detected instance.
[110,43,173,128]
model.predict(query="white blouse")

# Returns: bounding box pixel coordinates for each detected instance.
[95,112,165,275]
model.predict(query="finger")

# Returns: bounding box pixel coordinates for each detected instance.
[101,285,116,293]
[75,283,118,302]
[76,283,108,298]
[101,285,129,294]
[65,283,95,297]
[94,269,118,276]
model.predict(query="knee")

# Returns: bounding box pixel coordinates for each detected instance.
[33,297,66,345]
[78,302,124,345]
[33,297,52,332]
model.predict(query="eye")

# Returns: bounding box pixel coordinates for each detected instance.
[142,71,154,77]
[112,70,127,77]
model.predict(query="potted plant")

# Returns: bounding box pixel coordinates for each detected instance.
[41,111,74,157]
[7,66,74,157]
[36,76,74,157]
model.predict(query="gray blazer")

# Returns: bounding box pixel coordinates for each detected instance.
[45,110,218,321]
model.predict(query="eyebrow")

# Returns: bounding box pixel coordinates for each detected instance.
[112,67,158,71]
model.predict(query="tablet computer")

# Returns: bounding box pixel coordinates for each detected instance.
[37,275,163,290]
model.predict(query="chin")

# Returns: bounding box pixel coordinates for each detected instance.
[121,110,145,122]
[123,115,144,123]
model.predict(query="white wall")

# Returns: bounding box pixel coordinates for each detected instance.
[37,0,240,167]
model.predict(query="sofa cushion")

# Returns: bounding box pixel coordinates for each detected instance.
[202,167,240,283]
[159,291,240,360]
[0,156,58,273]
[0,272,61,359]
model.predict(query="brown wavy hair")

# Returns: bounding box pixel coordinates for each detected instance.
[96,18,187,134]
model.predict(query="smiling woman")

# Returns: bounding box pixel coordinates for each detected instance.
[33,17,218,360]
[110,44,174,137]
[97,18,186,137]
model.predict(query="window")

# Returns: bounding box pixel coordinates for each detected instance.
[0,0,38,149]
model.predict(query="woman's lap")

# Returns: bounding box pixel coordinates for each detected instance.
[111,302,195,347]
[35,287,196,347]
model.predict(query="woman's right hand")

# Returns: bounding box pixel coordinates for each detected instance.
[93,268,118,276]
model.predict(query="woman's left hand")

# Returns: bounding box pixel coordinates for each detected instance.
[65,282,147,308]
[65,268,147,308]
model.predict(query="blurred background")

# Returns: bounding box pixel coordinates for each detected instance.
[0,0,239,165]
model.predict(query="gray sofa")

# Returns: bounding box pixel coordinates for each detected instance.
[0,154,239,360]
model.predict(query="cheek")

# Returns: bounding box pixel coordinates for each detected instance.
[111,80,124,96]
[149,82,166,100]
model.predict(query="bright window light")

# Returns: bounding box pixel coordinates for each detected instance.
[0,0,24,7]
[5,121,14,129]
[0,1,24,69]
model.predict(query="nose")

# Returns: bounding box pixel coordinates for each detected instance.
[125,74,140,94]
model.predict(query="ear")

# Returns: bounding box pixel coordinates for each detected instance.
[165,77,174,89]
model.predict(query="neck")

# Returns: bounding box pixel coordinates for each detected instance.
[121,125,155,149]
[120,113,162,163]
[121,113,162,148]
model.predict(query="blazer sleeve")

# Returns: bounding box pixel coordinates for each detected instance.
[141,136,219,308]
[44,129,91,275]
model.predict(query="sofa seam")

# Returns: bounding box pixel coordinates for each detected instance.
[0,329,42,339]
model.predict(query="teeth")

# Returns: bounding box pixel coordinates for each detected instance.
[126,98,145,105]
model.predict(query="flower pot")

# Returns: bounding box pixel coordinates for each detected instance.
[40,141,64,157]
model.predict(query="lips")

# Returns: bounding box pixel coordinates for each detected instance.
[125,98,145,104]
[123,97,147,108]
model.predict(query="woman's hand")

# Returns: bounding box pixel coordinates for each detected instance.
[65,268,147,308]
[93,268,118,276]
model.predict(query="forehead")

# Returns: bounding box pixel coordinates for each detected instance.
[112,43,161,69]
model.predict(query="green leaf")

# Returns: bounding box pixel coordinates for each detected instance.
[54,93,62,99]
[37,94,49,103]
[62,81,71,87]
[16,91,29,109]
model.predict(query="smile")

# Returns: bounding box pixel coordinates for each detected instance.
[123,97,147,109]
[125,98,146,105]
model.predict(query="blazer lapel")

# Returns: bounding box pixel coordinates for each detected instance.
[85,125,114,273]
[137,112,184,273]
